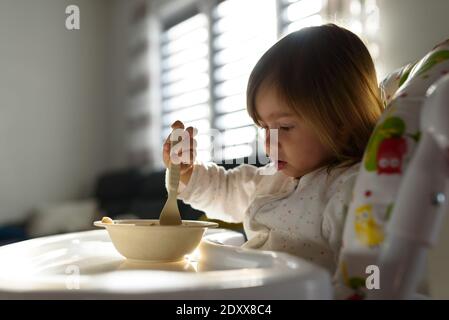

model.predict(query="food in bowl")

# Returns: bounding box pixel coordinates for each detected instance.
[101,216,114,224]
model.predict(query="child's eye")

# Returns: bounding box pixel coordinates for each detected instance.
[280,126,293,131]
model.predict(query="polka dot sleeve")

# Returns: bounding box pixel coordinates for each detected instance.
[169,162,264,223]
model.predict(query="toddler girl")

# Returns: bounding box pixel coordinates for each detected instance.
[163,24,382,275]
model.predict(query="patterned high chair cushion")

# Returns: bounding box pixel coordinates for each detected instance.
[335,39,449,300]
[379,62,416,107]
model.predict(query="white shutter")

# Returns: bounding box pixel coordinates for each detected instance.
[346,0,382,79]
[280,0,327,36]
[160,13,212,161]
[211,0,277,161]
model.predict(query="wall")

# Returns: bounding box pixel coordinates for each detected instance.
[378,0,449,74]
[0,0,110,224]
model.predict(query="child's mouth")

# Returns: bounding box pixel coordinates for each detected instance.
[277,161,287,170]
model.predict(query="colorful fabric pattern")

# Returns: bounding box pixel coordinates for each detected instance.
[335,39,449,299]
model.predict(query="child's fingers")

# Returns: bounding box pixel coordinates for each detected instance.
[171,140,197,162]
[163,133,172,149]
[190,149,197,163]
[165,123,196,146]
[180,150,197,174]
[182,148,197,162]
[171,120,185,130]
[164,121,185,145]
[164,129,182,150]
[185,126,198,138]
[183,138,197,151]
[164,122,197,166]
[184,130,197,154]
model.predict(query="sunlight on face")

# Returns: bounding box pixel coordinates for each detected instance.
[255,85,332,178]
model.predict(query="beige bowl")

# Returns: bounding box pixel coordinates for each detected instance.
[94,219,218,262]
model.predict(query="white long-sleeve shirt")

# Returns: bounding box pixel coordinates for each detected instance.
[171,161,359,274]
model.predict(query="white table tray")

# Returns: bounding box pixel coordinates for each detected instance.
[0,229,332,299]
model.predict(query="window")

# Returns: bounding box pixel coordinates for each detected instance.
[211,0,277,161]
[347,0,382,79]
[279,0,328,36]
[156,0,381,166]
[280,0,381,77]
[160,13,212,161]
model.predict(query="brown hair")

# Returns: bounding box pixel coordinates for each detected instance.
[247,24,383,170]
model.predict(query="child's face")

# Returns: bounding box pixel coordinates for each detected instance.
[255,86,333,178]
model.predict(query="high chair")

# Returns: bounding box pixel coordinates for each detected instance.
[0,40,447,300]
[336,39,449,300]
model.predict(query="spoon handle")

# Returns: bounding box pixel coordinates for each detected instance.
[168,136,181,193]
[168,161,181,194]
[159,136,183,226]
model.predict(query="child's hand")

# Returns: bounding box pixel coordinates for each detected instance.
[163,120,197,186]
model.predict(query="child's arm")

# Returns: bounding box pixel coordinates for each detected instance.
[166,162,264,223]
